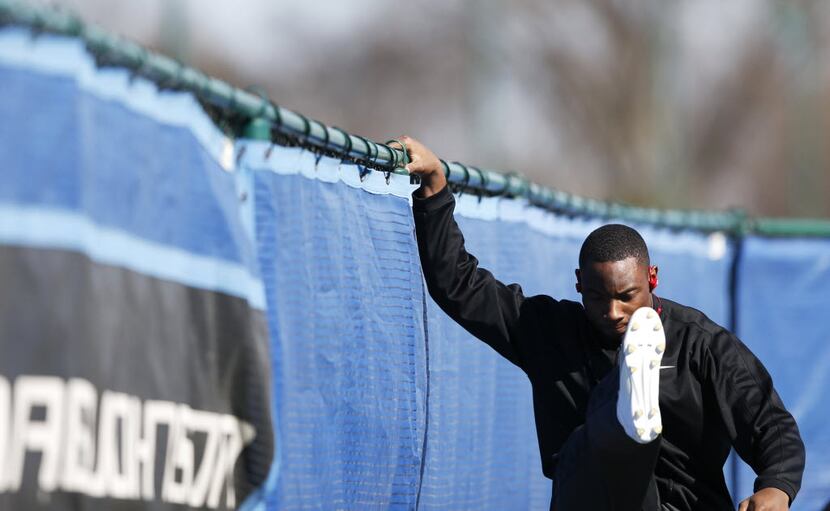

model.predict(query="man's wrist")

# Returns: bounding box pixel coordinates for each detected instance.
[416,171,447,199]
[412,182,452,213]
[754,478,796,505]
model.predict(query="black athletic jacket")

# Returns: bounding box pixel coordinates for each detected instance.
[413,185,805,510]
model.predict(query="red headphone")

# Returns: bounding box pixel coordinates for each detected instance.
[648,270,658,292]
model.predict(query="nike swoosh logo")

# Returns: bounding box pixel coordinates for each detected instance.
[659,366,675,370]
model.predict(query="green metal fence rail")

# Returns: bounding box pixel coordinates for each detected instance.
[2,0,829,237]
[753,218,830,237]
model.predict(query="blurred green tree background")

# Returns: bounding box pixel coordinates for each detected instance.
[30,0,830,217]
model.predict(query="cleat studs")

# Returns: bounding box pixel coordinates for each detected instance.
[631,322,640,331]
[656,343,665,354]
[653,425,663,435]
[634,410,643,419]
[630,366,638,374]
[647,310,655,319]
[650,360,658,369]
[649,408,658,419]
[654,323,662,331]
[637,427,646,437]
[626,344,637,354]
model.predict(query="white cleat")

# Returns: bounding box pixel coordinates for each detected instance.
[617,306,665,444]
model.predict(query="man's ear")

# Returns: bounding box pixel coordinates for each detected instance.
[648,265,659,291]
[575,269,582,293]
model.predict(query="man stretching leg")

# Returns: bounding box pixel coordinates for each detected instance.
[394,136,805,510]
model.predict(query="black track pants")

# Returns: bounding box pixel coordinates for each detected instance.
[552,366,662,511]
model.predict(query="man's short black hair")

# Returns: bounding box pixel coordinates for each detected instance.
[579,224,650,269]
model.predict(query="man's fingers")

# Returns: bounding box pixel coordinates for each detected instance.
[386,139,406,160]
[387,136,416,170]
[386,135,442,178]
[389,135,415,150]
[738,497,756,511]
[406,159,427,175]
[404,153,426,172]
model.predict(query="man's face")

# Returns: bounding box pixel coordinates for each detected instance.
[577,257,654,341]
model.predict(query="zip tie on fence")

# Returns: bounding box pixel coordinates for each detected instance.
[369,139,381,168]
[271,102,283,128]
[331,127,353,160]
[244,86,282,129]
[240,86,278,144]
[384,139,411,185]
[470,166,487,202]
[513,172,531,199]
[363,135,381,168]
[354,135,375,181]
[128,46,149,84]
[64,11,82,37]
[452,162,471,197]
[158,60,186,91]
[28,8,45,37]
[318,120,331,151]
[499,171,517,196]
[384,139,411,169]
[297,115,311,146]
[312,119,331,167]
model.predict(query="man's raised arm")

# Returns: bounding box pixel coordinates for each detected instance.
[393,136,538,366]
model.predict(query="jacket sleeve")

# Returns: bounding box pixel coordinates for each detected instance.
[703,331,805,504]
[413,185,530,366]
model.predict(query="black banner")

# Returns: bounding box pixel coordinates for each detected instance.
[0,246,273,509]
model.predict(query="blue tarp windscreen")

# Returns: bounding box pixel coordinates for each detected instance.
[243,147,428,509]
[736,236,830,511]
[2,23,829,511]
[0,28,273,510]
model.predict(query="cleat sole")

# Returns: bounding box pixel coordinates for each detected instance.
[617,306,665,444]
